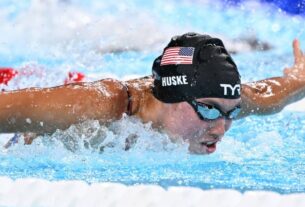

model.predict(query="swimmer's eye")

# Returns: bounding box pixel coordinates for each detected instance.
[188,100,241,120]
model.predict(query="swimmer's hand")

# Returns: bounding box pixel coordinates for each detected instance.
[3,133,38,148]
[284,39,305,80]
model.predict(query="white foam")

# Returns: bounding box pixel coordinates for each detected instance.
[0,176,304,207]
[0,0,177,58]
[0,0,275,63]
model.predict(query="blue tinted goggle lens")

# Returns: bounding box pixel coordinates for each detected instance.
[190,100,241,120]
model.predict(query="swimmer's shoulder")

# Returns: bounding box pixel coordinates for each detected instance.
[126,75,153,91]
[81,76,153,94]
[82,78,128,98]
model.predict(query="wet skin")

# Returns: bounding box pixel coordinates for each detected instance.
[161,98,241,154]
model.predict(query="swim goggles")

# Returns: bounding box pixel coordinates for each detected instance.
[188,100,241,120]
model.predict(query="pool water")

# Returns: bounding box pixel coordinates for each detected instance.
[0,0,305,194]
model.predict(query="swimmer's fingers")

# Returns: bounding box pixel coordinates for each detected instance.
[283,67,292,77]
[284,39,305,79]
[293,39,304,65]
[3,134,21,148]
[24,132,37,145]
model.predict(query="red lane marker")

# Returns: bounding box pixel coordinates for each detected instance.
[0,67,85,86]
[0,67,18,85]
[64,71,85,84]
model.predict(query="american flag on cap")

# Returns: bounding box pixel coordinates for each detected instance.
[160,47,194,66]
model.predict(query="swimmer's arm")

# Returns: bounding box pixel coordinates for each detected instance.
[0,79,128,134]
[239,39,305,118]
[239,77,305,118]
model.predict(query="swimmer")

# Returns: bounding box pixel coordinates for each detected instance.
[1,33,305,154]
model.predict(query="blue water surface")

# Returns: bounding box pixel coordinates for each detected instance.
[0,0,305,194]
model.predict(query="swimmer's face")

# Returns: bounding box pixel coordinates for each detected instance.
[163,98,241,154]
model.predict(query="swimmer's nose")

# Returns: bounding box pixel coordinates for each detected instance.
[208,117,228,137]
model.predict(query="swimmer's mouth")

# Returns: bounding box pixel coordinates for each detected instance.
[200,141,219,153]
[201,141,217,147]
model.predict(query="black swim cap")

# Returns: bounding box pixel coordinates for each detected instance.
[152,32,241,103]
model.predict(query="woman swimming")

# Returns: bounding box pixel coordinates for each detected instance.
[1,33,305,154]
